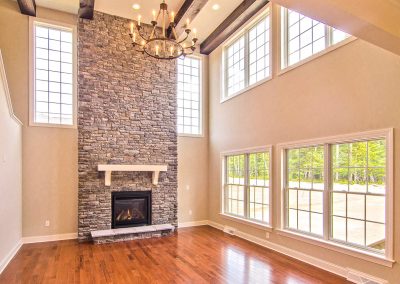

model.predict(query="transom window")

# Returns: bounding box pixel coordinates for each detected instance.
[177,56,202,135]
[281,8,350,68]
[282,130,392,257]
[224,11,271,99]
[31,20,76,126]
[223,148,271,225]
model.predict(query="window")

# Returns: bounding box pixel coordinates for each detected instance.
[331,140,386,250]
[223,148,271,225]
[282,129,393,259]
[281,8,351,69]
[287,146,324,236]
[177,56,202,135]
[224,10,271,99]
[30,19,76,126]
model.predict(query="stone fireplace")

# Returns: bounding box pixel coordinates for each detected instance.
[77,11,178,242]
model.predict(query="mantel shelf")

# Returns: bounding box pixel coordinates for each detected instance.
[98,164,168,186]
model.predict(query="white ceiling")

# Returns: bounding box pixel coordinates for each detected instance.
[188,0,243,43]
[33,0,243,43]
[95,0,185,26]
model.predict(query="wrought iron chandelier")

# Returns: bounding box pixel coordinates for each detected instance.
[129,1,198,60]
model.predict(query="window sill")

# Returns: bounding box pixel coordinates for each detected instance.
[219,213,273,232]
[178,133,204,138]
[276,229,394,267]
[29,122,77,129]
[278,36,357,77]
[220,76,273,104]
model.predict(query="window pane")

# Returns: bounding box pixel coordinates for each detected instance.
[332,216,346,241]
[332,28,350,44]
[33,23,74,126]
[366,195,385,223]
[347,219,365,246]
[332,192,346,217]
[366,222,385,250]
[311,213,323,235]
[282,8,352,68]
[177,57,201,135]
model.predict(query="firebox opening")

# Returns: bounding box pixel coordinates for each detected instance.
[111,191,151,229]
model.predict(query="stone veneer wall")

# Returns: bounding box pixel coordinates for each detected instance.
[78,11,177,241]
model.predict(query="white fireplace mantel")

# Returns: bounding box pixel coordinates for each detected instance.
[97,164,168,186]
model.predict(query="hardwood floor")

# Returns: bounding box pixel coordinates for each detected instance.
[0,226,350,283]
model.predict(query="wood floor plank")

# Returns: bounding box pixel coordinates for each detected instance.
[0,226,350,284]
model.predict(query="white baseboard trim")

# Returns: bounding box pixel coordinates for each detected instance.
[0,239,23,274]
[178,220,208,228]
[206,220,387,284]
[22,233,77,244]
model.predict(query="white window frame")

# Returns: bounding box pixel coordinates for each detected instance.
[220,146,273,231]
[221,5,272,103]
[29,17,78,128]
[278,6,356,76]
[277,128,394,267]
[177,54,203,137]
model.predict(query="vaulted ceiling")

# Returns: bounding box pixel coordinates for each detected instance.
[15,0,400,56]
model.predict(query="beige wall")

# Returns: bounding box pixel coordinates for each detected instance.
[0,0,78,237]
[0,50,22,272]
[178,56,209,224]
[208,27,400,284]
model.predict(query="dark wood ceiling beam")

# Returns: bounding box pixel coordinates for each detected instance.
[200,0,269,55]
[168,0,208,39]
[17,0,36,16]
[79,0,95,20]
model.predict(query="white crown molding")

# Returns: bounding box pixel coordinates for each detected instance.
[0,50,22,126]
[0,239,23,274]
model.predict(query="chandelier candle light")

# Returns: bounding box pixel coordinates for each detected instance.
[129,0,198,60]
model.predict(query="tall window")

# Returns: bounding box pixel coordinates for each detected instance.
[282,130,392,257]
[177,56,202,135]
[224,11,271,99]
[331,140,386,250]
[31,20,75,126]
[287,146,324,235]
[224,149,271,225]
[281,8,350,69]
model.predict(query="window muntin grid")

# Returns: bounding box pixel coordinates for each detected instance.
[282,8,351,69]
[248,16,271,85]
[224,12,271,99]
[226,36,245,97]
[286,146,324,236]
[177,56,201,135]
[34,23,74,125]
[331,140,386,253]
[224,150,271,225]
[249,152,270,223]
[226,154,246,217]
[283,137,388,255]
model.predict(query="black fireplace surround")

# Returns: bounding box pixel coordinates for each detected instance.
[111,191,152,229]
